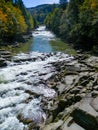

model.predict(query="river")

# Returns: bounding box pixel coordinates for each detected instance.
[31,26,54,53]
[0,26,75,129]
[6,26,76,55]
[30,26,76,54]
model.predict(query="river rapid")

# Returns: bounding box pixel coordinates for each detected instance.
[0,26,74,130]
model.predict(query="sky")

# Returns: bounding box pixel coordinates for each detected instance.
[22,0,59,8]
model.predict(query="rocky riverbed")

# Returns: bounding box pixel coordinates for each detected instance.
[0,51,98,130]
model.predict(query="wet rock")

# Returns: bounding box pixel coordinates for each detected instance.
[1,55,11,59]
[91,91,98,97]
[0,51,11,55]
[0,57,5,62]
[0,51,98,129]
[0,58,7,67]
[0,51,11,60]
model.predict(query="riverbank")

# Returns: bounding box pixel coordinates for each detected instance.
[0,51,98,130]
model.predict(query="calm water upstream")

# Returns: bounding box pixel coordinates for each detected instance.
[30,26,54,53]
[29,26,76,54]
[0,26,76,55]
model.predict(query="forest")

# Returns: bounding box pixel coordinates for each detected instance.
[0,0,36,43]
[45,0,98,52]
[28,4,58,24]
[0,0,98,52]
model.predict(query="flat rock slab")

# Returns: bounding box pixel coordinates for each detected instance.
[91,97,98,112]
[71,95,98,130]
[42,120,63,130]
[61,117,85,130]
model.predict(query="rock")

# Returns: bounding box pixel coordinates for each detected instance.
[64,75,78,86]
[86,56,98,67]
[91,97,98,112]
[54,83,66,94]
[61,117,85,130]
[0,51,11,55]
[0,58,7,67]
[91,91,98,97]
[1,55,11,59]
[71,95,98,130]
[94,85,98,90]
[70,88,80,94]
[42,120,63,130]
[0,57,5,62]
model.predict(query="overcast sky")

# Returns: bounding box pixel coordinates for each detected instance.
[22,0,59,8]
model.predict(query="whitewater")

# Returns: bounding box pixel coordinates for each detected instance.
[0,26,73,130]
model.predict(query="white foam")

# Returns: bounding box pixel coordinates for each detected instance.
[0,117,27,130]
[22,98,46,124]
[0,93,29,109]
[0,51,73,129]
[33,26,55,40]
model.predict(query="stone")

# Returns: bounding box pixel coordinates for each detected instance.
[0,51,11,55]
[71,95,98,130]
[91,97,98,112]
[61,117,85,130]
[86,56,98,67]
[55,83,66,94]
[42,120,63,130]
[64,75,78,86]
[0,58,7,67]
[70,88,80,94]
[94,85,98,90]
[91,91,98,97]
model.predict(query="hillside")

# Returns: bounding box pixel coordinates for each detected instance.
[28,4,58,24]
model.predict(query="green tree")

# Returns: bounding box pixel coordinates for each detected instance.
[45,8,63,35]
[59,0,67,9]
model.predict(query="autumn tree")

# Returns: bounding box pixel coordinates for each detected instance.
[0,0,35,42]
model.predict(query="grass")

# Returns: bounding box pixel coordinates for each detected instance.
[0,39,33,56]
[50,39,77,55]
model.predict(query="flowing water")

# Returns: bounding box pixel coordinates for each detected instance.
[0,26,75,130]
[30,26,76,54]
[3,26,76,55]
[30,26,54,53]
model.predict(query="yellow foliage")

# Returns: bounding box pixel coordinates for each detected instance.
[0,10,7,22]
[0,1,27,39]
[0,0,35,41]
[90,0,98,10]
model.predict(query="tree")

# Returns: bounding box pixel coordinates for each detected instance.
[78,0,98,49]
[59,0,67,9]
[45,8,63,35]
